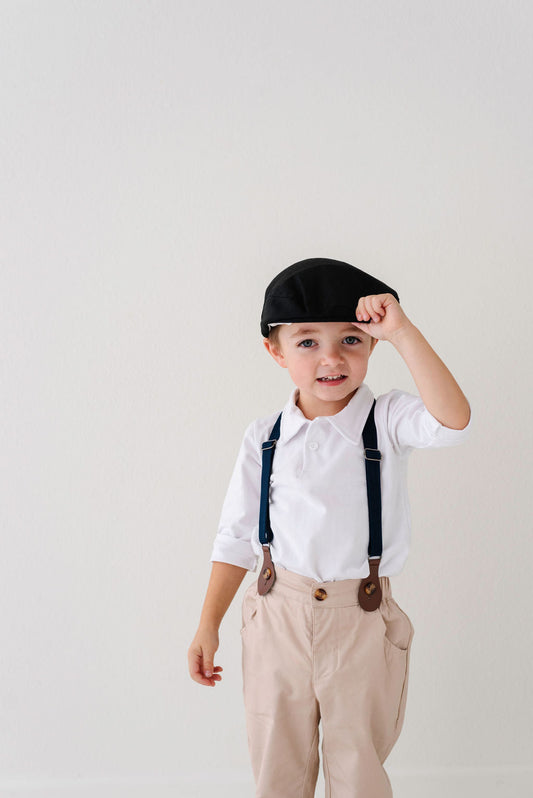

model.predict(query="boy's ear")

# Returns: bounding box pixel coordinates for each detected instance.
[263,337,287,368]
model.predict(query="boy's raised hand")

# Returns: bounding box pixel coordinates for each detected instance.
[188,628,224,687]
[352,293,413,342]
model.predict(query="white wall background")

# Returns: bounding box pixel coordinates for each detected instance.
[1,1,532,796]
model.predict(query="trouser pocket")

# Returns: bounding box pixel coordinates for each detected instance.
[240,582,259,635]
[372,597,415,761]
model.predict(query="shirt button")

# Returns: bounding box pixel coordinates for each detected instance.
[308,441,319,450]
[314,588,327,601]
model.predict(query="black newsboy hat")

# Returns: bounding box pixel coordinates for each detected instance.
[260,257,399,337]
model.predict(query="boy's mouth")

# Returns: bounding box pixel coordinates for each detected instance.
[317,374,347,384]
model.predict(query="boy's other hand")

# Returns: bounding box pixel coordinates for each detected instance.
[352,293,414,342]
[188,628,224,687]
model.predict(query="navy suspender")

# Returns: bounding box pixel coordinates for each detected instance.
[256,413,282,595]
[257,399,383,610]
[258,413,281,546]
[359,400,383,610]
[362,400,383,559]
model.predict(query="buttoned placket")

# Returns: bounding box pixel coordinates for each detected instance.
[302,418,326,472]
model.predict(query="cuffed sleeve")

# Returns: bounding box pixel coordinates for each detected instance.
[210,534,258,570]
[384,389,473,452]
[209,420,262,572]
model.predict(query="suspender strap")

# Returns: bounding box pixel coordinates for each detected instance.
[258,412,282,545]
[361,399,383,559]
[359,398,383,610]
[257,412,282,595]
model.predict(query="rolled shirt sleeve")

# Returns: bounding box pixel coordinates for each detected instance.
[384,389,473,452]
[210,420,262,571]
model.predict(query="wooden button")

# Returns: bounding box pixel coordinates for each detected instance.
[364,582,377,596]
[314,588,327,601]
[262,568,272,580]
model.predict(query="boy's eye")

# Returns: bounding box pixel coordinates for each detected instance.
[297,336,361,348]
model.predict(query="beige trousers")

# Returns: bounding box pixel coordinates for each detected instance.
[240,566,414,798]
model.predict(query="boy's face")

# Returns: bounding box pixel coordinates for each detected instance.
[263,321,378,420]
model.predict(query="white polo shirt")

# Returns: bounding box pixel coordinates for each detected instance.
[210,383,473,581]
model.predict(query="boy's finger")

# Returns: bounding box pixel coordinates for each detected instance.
[370,297,385,319]
[190,659,219,686]
[195,672,218,686]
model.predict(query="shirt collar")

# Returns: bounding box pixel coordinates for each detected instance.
[279,383,375,446]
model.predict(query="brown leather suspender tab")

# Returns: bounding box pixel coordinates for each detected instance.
[358,557,382,611]
[258,544,276,595]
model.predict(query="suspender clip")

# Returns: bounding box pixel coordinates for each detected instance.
[261,440,277,451]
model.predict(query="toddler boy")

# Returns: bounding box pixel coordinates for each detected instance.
[188,257,472,798]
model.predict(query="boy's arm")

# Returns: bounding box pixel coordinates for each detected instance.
[188,561,248,687]
[388,324,471,430]
[353,294,471,430]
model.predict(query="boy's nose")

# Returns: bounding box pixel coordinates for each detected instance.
[320,346,344,365]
